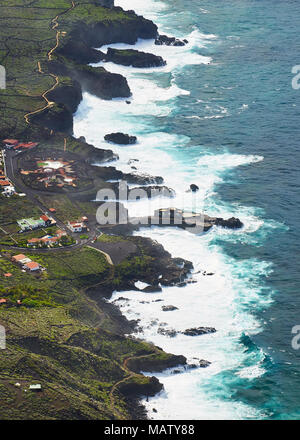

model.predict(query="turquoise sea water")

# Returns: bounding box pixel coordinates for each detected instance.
[74,0,300,419]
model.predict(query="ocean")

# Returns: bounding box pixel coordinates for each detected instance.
[74,0,300,419]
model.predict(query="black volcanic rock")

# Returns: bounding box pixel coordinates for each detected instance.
[105,48,166,68]
[57,40,105,64]
[142,285,162,293]
[155,34,188,46]
[130,186,175,199]
[157,328,177,337]
[126,352,186,373]
[77,67,131,100]
[48,61,131,100]
[119,376,163,397]
[214,217,243,229]
[198,359,211,368]
[162,305,178,312]
[104,132,137,145]
[68,12,158,50]
[29,103,73,134]
[125,173,164,185]
[90,166,164,186]
[182,327,216,336]
[190,184,199,192]
[188,360,211,369]
[46,79,82,114]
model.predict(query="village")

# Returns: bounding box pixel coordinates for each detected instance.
[0,137,93,245]
[17,146,93,193]
[20,156,78,190]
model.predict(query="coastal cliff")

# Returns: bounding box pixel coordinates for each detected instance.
[0,0,243,421]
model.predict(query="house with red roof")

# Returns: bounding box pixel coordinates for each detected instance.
[3,139,19,148]
[67,221,87,233]
[12,254,27,263]
[40,214,51,226]
[27,238,41,246]
[25,261,40,272]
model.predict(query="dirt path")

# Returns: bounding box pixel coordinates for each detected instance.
[24,1,76,125]
[109,354,157,419]
[86,245,114,266]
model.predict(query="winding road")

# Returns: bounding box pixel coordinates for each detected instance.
[24,1,76,125]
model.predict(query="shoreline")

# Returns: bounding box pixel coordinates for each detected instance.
[0,0,266,420]
[74,0,270,420]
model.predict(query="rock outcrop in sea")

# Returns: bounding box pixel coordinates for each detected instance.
[105,48,166,68]
[104,132,137,144]
[155,34,188,46]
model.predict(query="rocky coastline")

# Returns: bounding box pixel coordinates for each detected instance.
[0,0,244,420]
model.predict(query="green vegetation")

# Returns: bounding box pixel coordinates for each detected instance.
[59,3,132,26]
[0,0,137,138]
[0,243,178,420]
[97,233,126,243]
[0,194,40,231]
[114,256,154,286]
[37,193,98,223]
[79,234,89,240]
[0,285,56,308]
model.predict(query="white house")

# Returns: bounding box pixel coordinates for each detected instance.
[67,221,87,233]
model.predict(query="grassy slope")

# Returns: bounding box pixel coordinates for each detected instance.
[0,0,131,138]
[0,245,172,420]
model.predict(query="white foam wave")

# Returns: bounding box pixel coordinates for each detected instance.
[109,226,270,419]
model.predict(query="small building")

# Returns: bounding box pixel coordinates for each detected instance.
[29,384,42,391]
[17,142,38,150]
[4,273,12,278]
[2,185,15,197]
[3,139,19,148]
[49,208,56,213]
[0,180,10,187]
[27,238,41,246]
[56,229,67,239]
[24,261,40,272]
[41,236,58,246]
[17,217,45,231]
[12,254,28,263]
[40,214,51,226]
[67,221,87,233]
[0,299,7,305]
[28,230,66,247]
